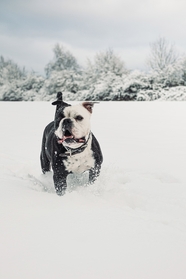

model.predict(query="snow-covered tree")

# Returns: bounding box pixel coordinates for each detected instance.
[147,37,178,73]
[0,56,26,84]
[84,49,128,84]
[180,56,186,84]
[45,44,80,77]
[44,44,82,95]
[0,56,26,100]
[146,37,186,88]
[83,49,132,100]
[0,56,46,101]
[93,48,127,76]
[20,73,45,101]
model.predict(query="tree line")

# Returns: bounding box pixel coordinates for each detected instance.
[1,37,186,101]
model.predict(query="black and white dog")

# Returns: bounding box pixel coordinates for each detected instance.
[40,93,103,196]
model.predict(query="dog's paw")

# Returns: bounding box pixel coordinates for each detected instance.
[42,168,51,174]
[56,187,66,196]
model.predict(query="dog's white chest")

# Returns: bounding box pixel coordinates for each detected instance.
[63,143,95,174]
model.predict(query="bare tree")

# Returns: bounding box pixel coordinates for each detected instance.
[147,37,179,72]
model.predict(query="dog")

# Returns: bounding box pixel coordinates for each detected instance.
[40,92,103,196]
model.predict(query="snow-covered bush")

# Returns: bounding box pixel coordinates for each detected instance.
[0,56,26,84]
[21,74,45,92]
[123,70,151,92]
[136,90,162,101]
[1,84,23,101]
[44,70,82,96]
[0,56,46,101]
[148,61,184,89]
[157,86,186,101]
[179,57,186,84]
[0,56,25,101]
[82,73,137,101]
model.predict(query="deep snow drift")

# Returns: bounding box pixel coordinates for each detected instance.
[0,101,186,279]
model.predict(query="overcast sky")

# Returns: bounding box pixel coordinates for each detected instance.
[1,0,186,75]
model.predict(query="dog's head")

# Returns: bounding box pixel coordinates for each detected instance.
[55,102,95,149]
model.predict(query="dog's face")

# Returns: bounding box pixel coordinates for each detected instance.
[55,102,94,149]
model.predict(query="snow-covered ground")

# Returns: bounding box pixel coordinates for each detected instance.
[1,101,186,279]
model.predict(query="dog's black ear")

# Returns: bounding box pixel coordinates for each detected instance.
[52,92,71,116]
[52,92,70,108]
[82,102,99,113]
[52,92,63,106]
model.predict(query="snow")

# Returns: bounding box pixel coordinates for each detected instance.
[1,101,186,279]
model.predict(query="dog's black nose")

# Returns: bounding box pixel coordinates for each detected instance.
[63,118,72,124]
[63,118,72,128]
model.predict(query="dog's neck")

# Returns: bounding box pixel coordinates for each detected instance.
[58,132,91,158]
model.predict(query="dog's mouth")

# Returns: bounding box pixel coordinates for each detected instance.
[58,129,86,144]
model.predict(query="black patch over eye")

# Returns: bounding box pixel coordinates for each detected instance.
[75,115,83,121]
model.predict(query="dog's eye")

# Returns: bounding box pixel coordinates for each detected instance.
[75,115,83,121]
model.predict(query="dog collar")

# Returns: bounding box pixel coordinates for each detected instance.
[58,132,91,158]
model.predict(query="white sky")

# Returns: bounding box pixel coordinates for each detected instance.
[0,0,186,75]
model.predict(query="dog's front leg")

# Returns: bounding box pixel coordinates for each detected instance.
[53,169,69,196]
[89,164,101,184]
